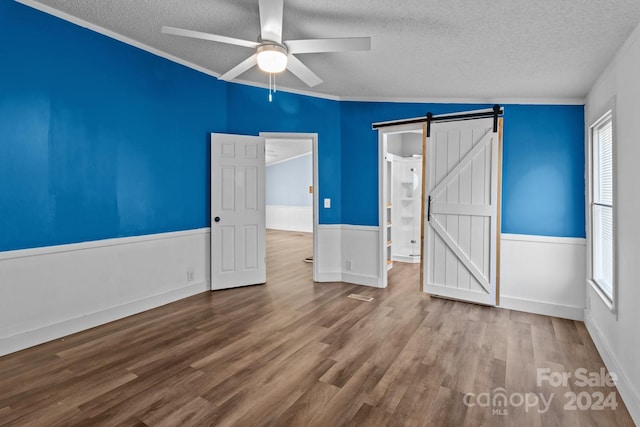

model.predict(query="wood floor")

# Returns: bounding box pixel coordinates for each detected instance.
[0,230,634,426]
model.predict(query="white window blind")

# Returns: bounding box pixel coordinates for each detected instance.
[591,114,613,301]
[595,120,613,205]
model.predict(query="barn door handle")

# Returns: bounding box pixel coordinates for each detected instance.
[214,216,220,223]
[427,196,432,222]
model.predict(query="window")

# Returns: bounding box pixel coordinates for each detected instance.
[589,111,614,306]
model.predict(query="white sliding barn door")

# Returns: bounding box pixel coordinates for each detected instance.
[424,118,500,305]
[211,133,266,290]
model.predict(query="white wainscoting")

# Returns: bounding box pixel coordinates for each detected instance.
[499,233,586,320]
[315,225,342,282]
[341,225,381,287]
[0,228,210,357]
[266,205,313,233]
[315,224,381,287]
[317,228,587,307]
[0,227,588,356]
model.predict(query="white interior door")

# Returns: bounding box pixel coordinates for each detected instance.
[423,118,500,305]
[211,133,266,290]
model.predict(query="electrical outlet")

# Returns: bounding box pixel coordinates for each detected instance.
[346,260,352,271]
[187,270,194,282]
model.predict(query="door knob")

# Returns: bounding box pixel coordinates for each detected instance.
[214,216,220,223]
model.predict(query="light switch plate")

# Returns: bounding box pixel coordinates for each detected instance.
[324,198,331,208]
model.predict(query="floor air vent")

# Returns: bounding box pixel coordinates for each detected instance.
[347,294,374,302]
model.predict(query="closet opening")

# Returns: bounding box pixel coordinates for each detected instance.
[378,123,426,289]
[386,132,423,264]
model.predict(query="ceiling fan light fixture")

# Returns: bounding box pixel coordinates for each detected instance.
[256,44,288,74]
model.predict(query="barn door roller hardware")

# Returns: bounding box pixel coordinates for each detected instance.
[373,105,503,135]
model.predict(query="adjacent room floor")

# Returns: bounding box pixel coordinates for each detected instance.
[0,230,633,426]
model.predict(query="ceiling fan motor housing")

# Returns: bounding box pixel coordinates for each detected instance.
[256,43,288,73]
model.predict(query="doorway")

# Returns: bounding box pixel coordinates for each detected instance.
[378,123,426,288]
[386,131,424,264]
[210,132,319,291]
[261,132,319,282]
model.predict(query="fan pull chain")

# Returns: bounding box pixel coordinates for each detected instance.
[267,73,279,102]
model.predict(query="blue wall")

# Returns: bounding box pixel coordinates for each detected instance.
[339,101,585,237]
[226,83,341,224]
[0,1,227,251]
[502,105,585,237]
[340,101,491,226]
[0,1,586,252]
[266,154,313,206]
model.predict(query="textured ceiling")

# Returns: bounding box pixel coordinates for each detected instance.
[21,0,640,101]
[266,139,311,165]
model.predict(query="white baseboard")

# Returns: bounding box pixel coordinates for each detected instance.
[314,272,381,288]
[342,273,383,288]
[392,254,421,263]
[584,311,640,425]
[0,281,208,357]
[499,296,584,321]
[315,272,342,283]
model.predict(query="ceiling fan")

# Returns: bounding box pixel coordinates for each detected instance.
[161,0,371,88]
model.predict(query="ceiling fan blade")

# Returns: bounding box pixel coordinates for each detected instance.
[219,54,258,81]
[286,54,322,87]
[259,0,284,43]
[161,26,259,49]
[286,37,371,54]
